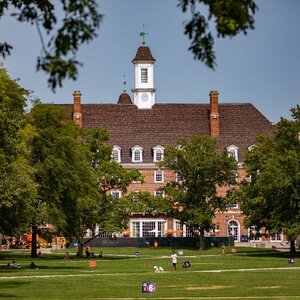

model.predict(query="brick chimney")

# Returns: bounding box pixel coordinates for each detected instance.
[209,90,219,137]
[73,90,82,127]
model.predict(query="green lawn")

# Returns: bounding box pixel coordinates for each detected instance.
[0,247,299,299]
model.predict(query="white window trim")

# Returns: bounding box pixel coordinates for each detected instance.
[130,218,167,238]
[112,145,121,163]
[154,190,165,197]
[153,145,165,162]
[131,145,143,162]
[227,219,240,242]
[141,68,148,83]
[154,170,164,183]
[111,191,121,199]
[227,145,239,161]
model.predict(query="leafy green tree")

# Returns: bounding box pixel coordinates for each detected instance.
[159,135,237,249]
[235,106,300,254]
[0,66,36,237]
[29,103,100,257]
[0,1,258,89]
[0,0,102,90]
[179,0,258,68]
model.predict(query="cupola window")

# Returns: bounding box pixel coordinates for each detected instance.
[141,68,148,83]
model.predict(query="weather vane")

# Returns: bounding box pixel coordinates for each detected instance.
[140,23,148,45]
[123,74,126,92]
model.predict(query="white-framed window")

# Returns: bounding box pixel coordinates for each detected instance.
[229,203,238,209]
[270,232,283,242]
[132,191,140,203]
[111,191,121,200]
[153,145,164,162]
[130,218,166,238]
[249,226,261,242]
[154,190,164,197]
[175,172,184,183]
[112,146,121,163]
[154,170,164,183]
[173,220,195,237]
[227,145,239,161]
[131,145,143,162]
[228,220,240,242]
[141,68,148,83]
[248,144,257,151]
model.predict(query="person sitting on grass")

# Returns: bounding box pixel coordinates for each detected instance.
[29,262,38,269]
[7,261,21,269]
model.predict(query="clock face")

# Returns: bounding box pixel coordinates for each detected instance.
[141,93,148,101]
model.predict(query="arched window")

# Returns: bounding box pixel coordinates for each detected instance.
[227,145,239,161]
[131,145,143,162]
[153,145,164,162]
[112,146,121,162]
[227,220,240,242]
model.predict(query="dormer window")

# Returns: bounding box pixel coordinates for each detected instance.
[227,145,239,161]
[132,145,143,162]
[112,146,121,163]
[141,68,148,83]
[248,145,257,151]
[153,145,164,162]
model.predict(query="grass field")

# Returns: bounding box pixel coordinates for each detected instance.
[0,246,299,299]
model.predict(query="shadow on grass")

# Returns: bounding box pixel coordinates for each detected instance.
[233,250,299,259]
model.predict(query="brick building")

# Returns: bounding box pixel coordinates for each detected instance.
[65,43,277,243]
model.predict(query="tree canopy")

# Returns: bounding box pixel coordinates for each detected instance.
[0,0,257,89]
[0,66,36,236]
[159,135,237,249]
[235,106,300,253]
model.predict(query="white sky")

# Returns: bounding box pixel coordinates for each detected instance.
[1,0,300,123]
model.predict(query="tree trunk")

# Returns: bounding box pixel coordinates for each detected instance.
[290,239,296,255]
[30,224,38,258]
[199,228,206,250]
[76,240,83,258]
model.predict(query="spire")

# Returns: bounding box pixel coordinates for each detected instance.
[139,23,148,45]
[123,73,127,92]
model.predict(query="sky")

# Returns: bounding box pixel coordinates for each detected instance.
[1,0,300,123]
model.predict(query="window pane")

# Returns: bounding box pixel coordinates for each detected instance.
[155,171,163,182]
[134,150,141,161]
[142,222,155,237]
[141,68,148,83]
[112,149,119,161]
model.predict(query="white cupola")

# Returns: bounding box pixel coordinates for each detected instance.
[131,44,156,109]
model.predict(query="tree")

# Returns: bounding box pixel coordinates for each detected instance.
[0,0,102,90]
[179,0,258,68]
[58,128,144,257]
[159,135,237,249]
[235,106,300,254]
[0,1,257,89]
[0,66,36,237]
[29,103,100,257]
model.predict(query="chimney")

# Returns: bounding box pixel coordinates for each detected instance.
[209,90,219,137]
[73,90,82,127]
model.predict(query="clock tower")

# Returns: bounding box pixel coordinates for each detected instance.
[132,43,156,109]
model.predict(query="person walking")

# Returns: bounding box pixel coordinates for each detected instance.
[171,250,178,271]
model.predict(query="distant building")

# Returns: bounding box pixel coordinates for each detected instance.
[62,43,278,244]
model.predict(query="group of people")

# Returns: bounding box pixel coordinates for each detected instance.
[85,245,104,259]
[6,261,38,269]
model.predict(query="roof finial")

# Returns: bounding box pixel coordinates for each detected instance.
[123,74,126,92]
[139,23,148,45]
